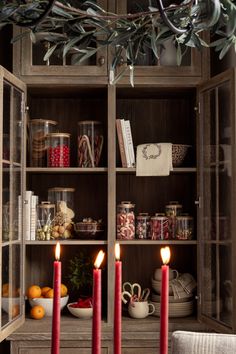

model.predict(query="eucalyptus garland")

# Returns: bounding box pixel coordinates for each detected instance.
[0,0,236,84]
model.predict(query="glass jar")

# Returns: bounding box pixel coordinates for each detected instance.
[48,187,75,239]
[136,213,150,239]
[150,213,169,240]
[117,201,135,240]
[176,215,194,240]
[165,201,183,239]
[47,133,70,167]
[36,202,55,241]
[29,119,58,167]
[77,121,104,167]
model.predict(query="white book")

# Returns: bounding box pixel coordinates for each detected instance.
[18,195,22,241]
[124,120,135,167]
[30,195,38,241]
[24,191,33,241]
[120,119,131,167]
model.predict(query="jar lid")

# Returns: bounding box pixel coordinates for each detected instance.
[118,201,135,208]
[155,213,165,216]
[176,215,193,220]
[47,133,71,138]
[151,214,167,220]
[30,119,58,125]
[78,120,102,125]
[166,201,182,208]
[38,201,55,209]
[138,213,149,216]
[48,187,75,192]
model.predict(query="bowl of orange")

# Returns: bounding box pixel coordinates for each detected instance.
[27,284,69,317]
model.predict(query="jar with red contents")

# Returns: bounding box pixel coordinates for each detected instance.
[117,201,135,240]
[165,201,182,239]
[47,133,70,167]
[150,213,169,240]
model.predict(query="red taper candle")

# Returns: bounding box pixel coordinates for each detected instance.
[160,246,170,354]
[92,250,105,354]
[114,243,122,354]
[51,242,61,354]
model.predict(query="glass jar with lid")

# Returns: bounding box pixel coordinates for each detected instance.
[47,133,70,167]
[150,213,169,240]
[29,119,58,167]
[136,213,150,239]
[165,201,183,239]
[36,202,55,241]
[77,120,104,167]
[176,215,194,240]
[48,187,75,239]
[117,201,135,240]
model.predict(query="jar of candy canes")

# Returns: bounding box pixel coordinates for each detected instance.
[117,201,135,240]
[47,133,70,167]
[136,213,150,239]
[77,121,103,167]
[150,213,169,240]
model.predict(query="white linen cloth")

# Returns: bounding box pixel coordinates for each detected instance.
[136,143,173,176]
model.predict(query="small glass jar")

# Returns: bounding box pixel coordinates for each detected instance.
[136,213,150,239]
[47,133,70,167]
[150,213,169,240]
[36,202,55,241]
[48,187,75,239]
[176,215,194,240]
[117,201,135,240]
[165,201,183,239]
[77,121,104,167]
[29,119,58,167]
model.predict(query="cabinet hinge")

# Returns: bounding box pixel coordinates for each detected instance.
[195,293,201,305]
[194,102,200,114]
[195,196,201,208]
[21,101,29,114]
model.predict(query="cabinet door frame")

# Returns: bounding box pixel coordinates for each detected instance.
[197,68,236,333]
[0,66,26,342]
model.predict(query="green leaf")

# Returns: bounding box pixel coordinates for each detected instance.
[51,5,74,19]
[176,42,182,66]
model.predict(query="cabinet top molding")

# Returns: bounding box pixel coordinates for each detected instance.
[1,0,235,84]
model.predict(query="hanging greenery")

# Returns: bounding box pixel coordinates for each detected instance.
[0,0,236,84]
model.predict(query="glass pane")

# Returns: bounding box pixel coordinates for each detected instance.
[3,82,10,161]
[1,246,10,328]
[3,165,10,242]
[202,244,217,319]
[11,244,21,320]
[12,166,21,241]
[219,245,232,326]
[12,87,23,164]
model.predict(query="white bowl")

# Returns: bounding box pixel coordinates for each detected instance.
[29,295,69,316]
[67,303,93,319]
[2,297,20,313]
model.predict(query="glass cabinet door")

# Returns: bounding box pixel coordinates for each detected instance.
[116,0,205,79]
[13,0,108,79]
[198,69,236,331]
[0,66,25,342]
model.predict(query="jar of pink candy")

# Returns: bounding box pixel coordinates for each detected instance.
[47,133,70,167]
[117,201,135,240]
[150,213,169,240]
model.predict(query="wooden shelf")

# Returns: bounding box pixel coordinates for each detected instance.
[25,240,108,245]
[26,167,108,173]
[118,240,197,245]
[116,167,197,173]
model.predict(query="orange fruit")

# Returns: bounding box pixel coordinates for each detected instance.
[27,285,41,299]
[2,283,9,297]
[45,289,54,298]
[12,304,20,318]
[60,284,68,297]
[41,286,51,297]
[30,305,45,320]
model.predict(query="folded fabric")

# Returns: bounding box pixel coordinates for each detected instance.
[136,143,173,176]
[170,273,197,299]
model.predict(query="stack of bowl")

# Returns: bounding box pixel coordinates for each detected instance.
[150,268,194,318]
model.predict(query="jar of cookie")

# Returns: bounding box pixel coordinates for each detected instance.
[29,119,58,167]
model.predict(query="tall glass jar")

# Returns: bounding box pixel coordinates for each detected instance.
[48,187,75,239]
[150,213,169,240]
[136,213,150,239]
[165,201,183,239]
[117,201,135,240]
[47,133,70,167]
[36,202,55,241]
[29,119,58,167]
[176,215,194,240]
[77,121,103,167]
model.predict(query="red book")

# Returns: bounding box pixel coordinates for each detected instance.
[116,119,128,168]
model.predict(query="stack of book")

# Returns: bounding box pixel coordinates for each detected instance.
[116,118,135,168]
[24,191,39,241]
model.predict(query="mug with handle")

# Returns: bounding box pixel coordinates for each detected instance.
[128,301,155,319]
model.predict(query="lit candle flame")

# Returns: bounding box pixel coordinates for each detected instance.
[94,250,105,269]
[55,242,60,261]
[160,246,170,265]
[115,243,120,261]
